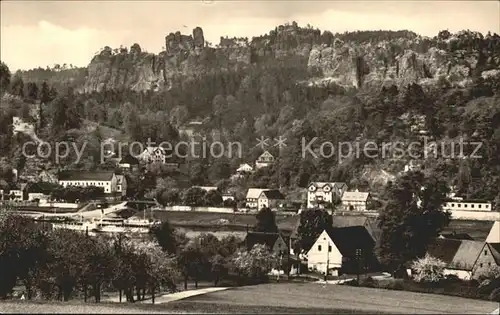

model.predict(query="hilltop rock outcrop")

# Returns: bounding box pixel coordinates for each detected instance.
[76,25,500,92]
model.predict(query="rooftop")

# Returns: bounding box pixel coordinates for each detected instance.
[243,232,284,251]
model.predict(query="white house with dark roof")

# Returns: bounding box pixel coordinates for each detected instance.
[138,146,168,164]
[258,189,285,210]
[246,188,268,208]
[255,151,275,169]
[341,190,371,211]
[58,171,118,194]
[307,182,348,208]
[237,163,253,173]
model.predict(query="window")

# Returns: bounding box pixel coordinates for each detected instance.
[328,245,332,252]
[451,204,455,207]
[464,204,467,208]
[457,204,461,208]
[480,263,483,267]
[471,204,474,208]
[478,205,482,209]
[485,250,487,255]
[318,245,322,251]
[485,205,489,209]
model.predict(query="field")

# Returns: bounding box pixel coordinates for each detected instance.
[2,283,499,314]
[147,211,494,241]
[143,210,299,233]
[163,283,500,314]
[0,300,178,314]
[444,219,494,241]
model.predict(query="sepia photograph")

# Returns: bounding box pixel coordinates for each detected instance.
[0,0,499,313]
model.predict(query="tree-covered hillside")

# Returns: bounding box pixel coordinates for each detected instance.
[1,26,499,208]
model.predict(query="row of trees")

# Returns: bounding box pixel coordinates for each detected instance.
[0,210,278,302]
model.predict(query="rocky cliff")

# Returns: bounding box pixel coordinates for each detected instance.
[307,31,500,89]
[74,25,500,92]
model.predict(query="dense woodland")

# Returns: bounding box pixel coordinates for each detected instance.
[0,28,499,208]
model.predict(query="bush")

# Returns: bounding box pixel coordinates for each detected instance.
[411,254,446,283]
[381,279,405,290]
[489,287,500,302]
[360,276,377,288]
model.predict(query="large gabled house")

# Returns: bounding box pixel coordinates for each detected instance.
[242,231,288,257]
[258,189,285,210]
[246,188,267,209]
[58,171,118,194]
[255,151,275,169]
[138,146,169,164]
[307,182,348,208]
[424,238,492,280]
[306,226,379,276]
[341,190,371,211]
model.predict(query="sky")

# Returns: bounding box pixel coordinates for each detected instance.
[1,1,499,71]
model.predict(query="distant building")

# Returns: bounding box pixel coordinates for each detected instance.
[255,151,275,169]
[403,160,424,173]
[233,163,254,178]
[341,190,371,211]
[115,175,126,195]
[25,182,56,201]
[193,186,218,192]
[1,182,27,201]
[258,190,285,210]
[118,155,140,170]
[307,182,348,208]
[306,226,378,276]
[442,200,493,212]
[58,171,118,194]
[242,231,288,257]
[138,146,168,164]
[246,188,267,208]
[38,170,58,184]
[222,193,235,202]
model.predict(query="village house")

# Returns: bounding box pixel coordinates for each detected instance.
[307,182,348,208]
[24,182,56,202]
[138,146,169,164]
[442,199,493,212]
[194,186,218,192]
[258,189,285,210]
[232,163,254,179]
[115,175,127,195]
[255,151,275,169]
[243,231,288,257]
[306,226,378,276]
[341,190,372,211]
[246,188,268,209]
[473,242,500,277]
[403,160,424,173]
[424,238,490,280]
[58,171,118,194]
[118,155,140,171]
[222,193,235,202]
[236,163,253,174]
[290,215,379,256]
[38,170,58,184]
[0,182,26,201]
[486,221,500,243]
